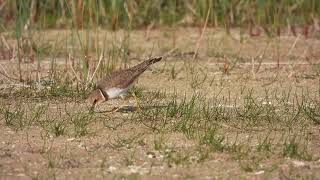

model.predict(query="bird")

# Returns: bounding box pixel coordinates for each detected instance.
[86,56,163,111]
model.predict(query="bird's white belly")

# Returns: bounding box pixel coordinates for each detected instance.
[106,87,129,99]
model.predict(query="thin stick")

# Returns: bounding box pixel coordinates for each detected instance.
[0,64,20,82]
[10,45,17,61]
[163,47,178,58]
[192,6,211,61]
[251,57,255,79]
[16,38,22,82]
[7,83,30,88]
[255,40,271,73]
[69,53,81,82]
[1,35,11,50]
[287,35,300,57]
[88,52,103,84]
[0,0,6,11]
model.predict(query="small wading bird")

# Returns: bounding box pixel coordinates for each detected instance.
[87,56,162,111]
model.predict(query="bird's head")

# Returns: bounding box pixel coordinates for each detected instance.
[86,89,107,110]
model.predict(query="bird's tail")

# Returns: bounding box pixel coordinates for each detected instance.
[132,56,162,73]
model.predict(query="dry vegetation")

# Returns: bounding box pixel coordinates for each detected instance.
[1,1,320,179]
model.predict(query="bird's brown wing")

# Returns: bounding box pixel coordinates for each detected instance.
[96,57,162,90]
[96,69,137,90]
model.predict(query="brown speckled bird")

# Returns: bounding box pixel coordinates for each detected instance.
[87,56,162,110]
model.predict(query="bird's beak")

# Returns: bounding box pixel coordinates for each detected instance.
[89,99,98,111]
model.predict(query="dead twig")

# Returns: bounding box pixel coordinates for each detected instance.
[1,35,11,50]
[287,35,300,57]
[0,0,6,11]
[163,47,178,58]
[0,64,21,82]
[255,40,271,73]
[69,53,81,83]
[192,6,210,61]
[88,52,104,87]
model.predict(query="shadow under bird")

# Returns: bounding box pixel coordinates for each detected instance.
[87,56,163,110]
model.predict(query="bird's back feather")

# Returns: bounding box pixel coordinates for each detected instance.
[97,56,162,90]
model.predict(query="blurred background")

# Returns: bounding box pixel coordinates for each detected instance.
[0,0,320,85]
[1,0,319,36]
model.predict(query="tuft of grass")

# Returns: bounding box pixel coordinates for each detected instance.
[283,139,299,159]
[129,85,144,99]
[68,111,94,137]
[164,148,191,167]
[0,103,25,130]
[196,147,210,163]
[190,71,207,89]
[153,134,166,151]
[108,133,144,149]
[45,153,57,179]
[170,65,178,80]
[7,79,88,100]
[301,100,320,124]
[51,120,67,137]
[200,128,225,152]
[239,159,260,173]
[257,135,273,153]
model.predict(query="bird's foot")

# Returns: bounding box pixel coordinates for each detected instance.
[131,92,142,111]
[110,106,121,112]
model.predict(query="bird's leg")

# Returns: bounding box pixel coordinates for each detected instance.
[131,92,141,111]
[110,95,128,112]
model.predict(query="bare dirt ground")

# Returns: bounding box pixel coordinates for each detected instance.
[1,28,320,179]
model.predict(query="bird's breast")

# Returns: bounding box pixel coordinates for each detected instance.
[105,87,129,99]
